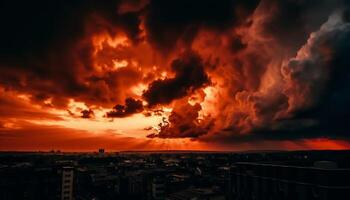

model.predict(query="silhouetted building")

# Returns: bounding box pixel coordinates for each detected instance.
[99,149,105,157]
[229,162,350,200]
[61,166,74,200]
[152,176,165,200]
[1,150,350,200]
[0,166,61,200]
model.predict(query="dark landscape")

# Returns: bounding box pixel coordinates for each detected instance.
[1,150,350,199]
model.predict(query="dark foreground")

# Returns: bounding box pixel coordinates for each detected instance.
[0,150,349,200]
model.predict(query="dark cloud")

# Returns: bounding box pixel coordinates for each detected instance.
[144,0,260,52]
[146,8,350,144]
[147,101,213,138]
[143,51,210,106]
[285,13,350,140]
[0,0,143,108]
[81,109,94,119]
[256,0,339,54]
[229,34,247,53]
[212,11,350,143]
[0,0,141,59]
[106,98,144,118]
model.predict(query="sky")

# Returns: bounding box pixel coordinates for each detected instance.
[1,0,350,151]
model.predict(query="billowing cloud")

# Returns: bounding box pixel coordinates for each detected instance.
[147,100,213,138]
[198,7,350,143]
[0,0,143,108]
[81,109,94,119]
[0,0,350,150]
[143,0,260,52]
[143,51,210,106]
[106,98,144,118]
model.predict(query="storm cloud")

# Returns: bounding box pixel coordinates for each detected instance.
[1,0,350,146]
[143,51,210,106]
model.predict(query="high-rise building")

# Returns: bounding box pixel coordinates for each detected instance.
[61,167,74,200]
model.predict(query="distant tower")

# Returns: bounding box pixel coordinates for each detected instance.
[99,148,105,157]
[61,166,74,200]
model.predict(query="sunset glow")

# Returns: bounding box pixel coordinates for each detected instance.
[0,0,350,152]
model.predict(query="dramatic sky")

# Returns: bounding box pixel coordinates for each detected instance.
[1,0,350,151]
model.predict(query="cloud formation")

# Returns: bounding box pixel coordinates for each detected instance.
[143,51,209,106]
[0,0,350,148]
[143,0,260,52]
[106,98,144,118]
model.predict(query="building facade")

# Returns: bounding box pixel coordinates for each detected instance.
[228,162,350,200]
[61,166,74,200]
